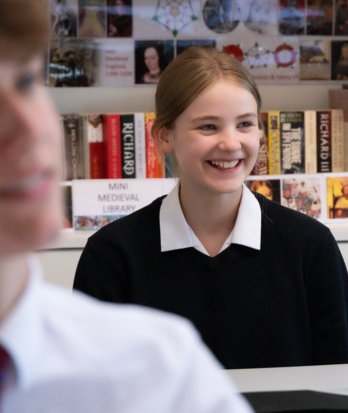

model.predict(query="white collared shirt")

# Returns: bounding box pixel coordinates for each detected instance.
[0,256,252,413]
[160,184,261,255]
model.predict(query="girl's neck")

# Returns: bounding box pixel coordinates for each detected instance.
[0,254,29,323]
[179,184,242,256]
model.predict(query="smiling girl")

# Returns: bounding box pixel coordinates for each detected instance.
[74,47,348,369]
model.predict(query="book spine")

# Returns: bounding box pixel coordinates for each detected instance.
[329,89,348,171]
[134,112,146,179]
[267,110,281,175]
[316,110,332,173]
[251,111,268,175]
[279,111,305,174]
[104,113,122,178]
[331,109,344,172]
[145,112,165,178]
[84,114,106,179]
[120,114,136,178]
[304,110,317,174]
[62,114,86,180]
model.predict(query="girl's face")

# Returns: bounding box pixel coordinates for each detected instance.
[157,80,261,197]
[0,51,62,257]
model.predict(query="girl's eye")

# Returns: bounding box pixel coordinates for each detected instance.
[200,124,217,131]
[238,120,253,129]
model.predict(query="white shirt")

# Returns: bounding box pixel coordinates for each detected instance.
[0,257,252,413]
[160,184,261,255]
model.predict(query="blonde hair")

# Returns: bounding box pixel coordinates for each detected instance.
[152,47,262,135]
[0,0,49,56]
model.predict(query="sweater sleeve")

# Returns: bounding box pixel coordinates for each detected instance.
[73,236,130,303]
[304,227,348,364]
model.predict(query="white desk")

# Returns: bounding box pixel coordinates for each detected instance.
[226,364,348,394]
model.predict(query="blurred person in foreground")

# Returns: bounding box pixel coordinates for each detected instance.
[0,1,252,412]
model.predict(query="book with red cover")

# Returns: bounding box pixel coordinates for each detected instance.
[103,113,122,178]
[83,114,106,179]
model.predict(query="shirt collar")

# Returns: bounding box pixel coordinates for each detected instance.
[0,255,44,389]
[160,183,261,254]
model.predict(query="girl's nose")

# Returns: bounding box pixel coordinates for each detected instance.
[217,128,241,151]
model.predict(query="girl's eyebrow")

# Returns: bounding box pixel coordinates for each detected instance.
[236,112,258,119]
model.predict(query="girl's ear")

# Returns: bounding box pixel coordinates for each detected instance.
[153,127,174,154]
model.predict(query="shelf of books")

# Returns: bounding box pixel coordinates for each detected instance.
[53,98,348,251]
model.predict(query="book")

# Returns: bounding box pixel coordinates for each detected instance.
[134,112,146,178]
[103,113,122,178]
[83,114,106,179]
[331,108,345,172]
[316,109,332,173]
[61,114,86,180]
[267,110,281,175]
[329,88,348,171]
[251,111,268,176]
[280,111,305,174]
[145,112,165,178]
[315,109,344,173]
[304,110,317,174]
[120,113,136,178]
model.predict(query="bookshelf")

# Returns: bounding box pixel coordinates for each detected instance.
[42,82,348,289]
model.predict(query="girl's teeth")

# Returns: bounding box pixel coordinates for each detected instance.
[211,160,239,169]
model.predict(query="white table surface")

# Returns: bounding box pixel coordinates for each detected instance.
[226,364,348,394]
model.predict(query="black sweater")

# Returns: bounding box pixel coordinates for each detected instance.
[74,193,348,369]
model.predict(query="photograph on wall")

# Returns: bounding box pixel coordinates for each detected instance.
[106,0,132,37]
[306,0,333,35]
[78,0,107,37]
[241,0,279,36]
[246,179,281,204]
[334,0,348,35]
[281,177,322,219]
[49,39,99,86]
[331,40,348,80]
[327,176,348,219]
[202,0,241,34]
[278,0,305,35]
[95,39,134,86]
[133,0,200,38]
[218,37,299,84]
[50,0,78,38]
[176,38,216,55]
[134,39,174,84]
[300,38,330,81]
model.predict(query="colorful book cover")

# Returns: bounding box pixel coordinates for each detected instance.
[327,176,348,219]
[278,0,305,35]
[280,111,305,174]
[281,176,322,219]
[247,178,281,204]
[62,114,86,180]
[104,113,122,178]
[120,114,136,178]
[267,110,281,175]
[145,112,165,178]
